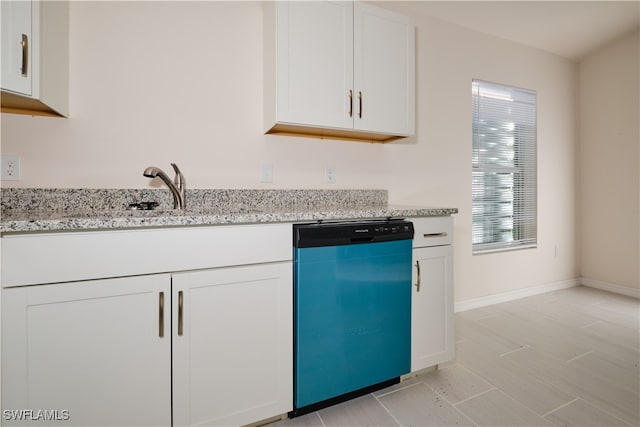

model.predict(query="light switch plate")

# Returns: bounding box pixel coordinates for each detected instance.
[324,165,336,184]
[260,164,273,183]
[1,155,21,181]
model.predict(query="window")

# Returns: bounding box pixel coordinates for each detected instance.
[472,80,537,254]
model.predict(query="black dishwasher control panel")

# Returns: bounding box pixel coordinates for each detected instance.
[294,220,414,248]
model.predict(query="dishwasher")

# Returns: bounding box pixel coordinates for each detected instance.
[292,219,414,416]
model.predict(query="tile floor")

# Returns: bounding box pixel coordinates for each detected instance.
[269,285,639,426]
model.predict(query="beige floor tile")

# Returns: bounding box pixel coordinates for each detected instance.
[569,351,640,394]
[377,382,474,426]
[493,299,549,322]
[456,340,576,415]
[591,343,640,374]
[532,315,640,373]
[318,394,398,427]
[420,363,493,404]
[582,319,640,352]
[565,298,639,328]
[455,388,553,426]
[456,306,502,321]
[597,298,640,322]
[506,347,640,426]
[456,315,525,355]
[544,398,629,427]
[531,298,603,328]
[550,286,614,305]
[268,412,324,427]
[477,313,593,362]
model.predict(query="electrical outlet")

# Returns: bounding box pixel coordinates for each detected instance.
[260,164,273,183]
[1,155,21,181]
[324,165,336,184]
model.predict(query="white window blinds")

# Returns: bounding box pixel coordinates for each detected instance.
[472,80,537,253]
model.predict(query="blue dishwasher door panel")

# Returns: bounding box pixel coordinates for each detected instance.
[294,239,412,409]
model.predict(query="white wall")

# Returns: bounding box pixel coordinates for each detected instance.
[0,1,579,302]
[578,30,640,293]
[381,2,579,301]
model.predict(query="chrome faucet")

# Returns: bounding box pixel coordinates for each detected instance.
[143,163,186,209]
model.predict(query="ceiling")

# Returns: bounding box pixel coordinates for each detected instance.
[399,1,640,61]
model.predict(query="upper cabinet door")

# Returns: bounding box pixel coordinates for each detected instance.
[1,0,69,117]
[1,0,33,96]
[264,0,415,142]
[275,1,354,129]
[354,2,415,136]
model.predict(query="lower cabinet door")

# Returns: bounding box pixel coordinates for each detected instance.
[411,245,454,372]
[172,262,293,427]
[1,274,172,426]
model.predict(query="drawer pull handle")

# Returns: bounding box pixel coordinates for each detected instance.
[348,90,353,117]
[423,232,448,238]
[358,91,363,118]
[20,33,28,77]
[178,290,184,336]
[415,260,421,292]
[159,292,165,338]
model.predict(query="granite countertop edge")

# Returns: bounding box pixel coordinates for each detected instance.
[0,205,459,234]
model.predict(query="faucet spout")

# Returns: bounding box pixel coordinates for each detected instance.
[170,163,187,209]
[143,164,186,209]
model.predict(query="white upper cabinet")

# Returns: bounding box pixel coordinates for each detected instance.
[0,0,69,117]
[271,1,354,130]
[264,0,415,142]
[353,2,415,136]
[1,0,32,96]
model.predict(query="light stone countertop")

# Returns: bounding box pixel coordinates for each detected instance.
[0,189,457,234]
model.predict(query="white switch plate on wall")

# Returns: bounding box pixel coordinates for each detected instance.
[324,165,336,184]
[1,155,21,181]
[260,164,273,183]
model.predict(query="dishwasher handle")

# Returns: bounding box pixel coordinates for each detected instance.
[350,236,374,244]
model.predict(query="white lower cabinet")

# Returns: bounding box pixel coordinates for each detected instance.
[1,262,293,427]
[172,262,293,427]
[1,274,172,426]
[410,217,455,372]
[1,222,294,427]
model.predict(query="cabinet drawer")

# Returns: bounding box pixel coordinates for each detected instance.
[411,217,453,248]
[1,223,292,287]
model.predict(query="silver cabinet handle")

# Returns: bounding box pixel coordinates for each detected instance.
[159,292,165,338]
[358,91,363,118]
[20,33,28,77]
[178,290,184,336]
[348,90,353,117]
[415,260,421,292]
[423,232,448,238]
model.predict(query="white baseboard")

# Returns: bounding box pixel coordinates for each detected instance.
[580,277,640,299]
[454,279,580,313]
